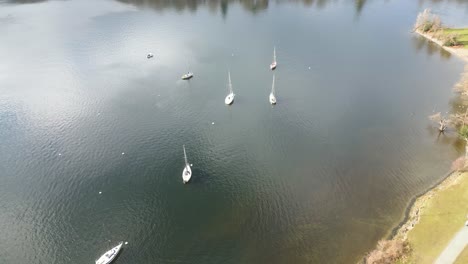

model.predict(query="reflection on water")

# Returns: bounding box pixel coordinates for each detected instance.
[5,0,468,19]
[114,0,370,16]
[3,0,47,3]
[419,0,468,5]
[412,35,452,61]
[355,0,367,15]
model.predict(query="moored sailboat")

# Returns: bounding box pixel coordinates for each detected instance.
[182,145,192,184]
[95,242,123,264]
[181,72,193,80]
[270,47,277,70]
[224,71,235,105]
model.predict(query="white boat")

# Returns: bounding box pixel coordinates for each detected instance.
[95,242,123,264]
[270,47,277,70]
[181,72,193,80]
[269,75,277,105]
[182,145,192,184]
[224,71,235,105]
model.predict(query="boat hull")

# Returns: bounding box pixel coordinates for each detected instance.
[225,94,235,105]
[269,94,276,105]
[182,165,192,184]
[181,73,193,80]
[96,242,123,264]
[270,62,277,70]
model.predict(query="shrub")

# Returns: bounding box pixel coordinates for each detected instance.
[451,156,468,171]
[455,66,468,93]
[365,240,409,264]
[443,33,460,47]
[459,125,468,140]
[431,16,442,32]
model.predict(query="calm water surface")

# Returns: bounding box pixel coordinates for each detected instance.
[1,0,468,263]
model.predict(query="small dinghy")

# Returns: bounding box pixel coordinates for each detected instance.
[181,72,194,80]
[95,242,123,264]
[147,53,154,59]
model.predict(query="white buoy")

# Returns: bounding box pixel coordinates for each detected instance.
[58,153,61,156]
[190,164,193,166]
[125,241,128,245]
[212,122,215,125]
[122,152,125,155]
[99,191,102,194]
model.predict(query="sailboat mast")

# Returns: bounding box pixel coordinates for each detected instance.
[272,75,275,95]
[228,71,232,94]
[183,145,188,166]
[273,47,276,62]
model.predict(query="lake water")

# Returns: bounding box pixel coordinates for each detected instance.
[1,0,468,263]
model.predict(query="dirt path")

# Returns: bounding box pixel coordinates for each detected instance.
[435,226,468,264]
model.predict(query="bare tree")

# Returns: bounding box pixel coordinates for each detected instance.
[414,9,441,33]
[365,240,409,264]
[414,9,432,31]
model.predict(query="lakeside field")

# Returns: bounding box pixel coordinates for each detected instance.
[444,28,468,48]
[407,172,468,263]
[455,246,468,263]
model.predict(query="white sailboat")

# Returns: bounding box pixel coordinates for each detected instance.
[182,145,192,184]
[181,61,193,80]
[269,74,277,105]
[270,46,277,70]
[224,71,235,105]
[95,242,123,264]
[181,71,193,80]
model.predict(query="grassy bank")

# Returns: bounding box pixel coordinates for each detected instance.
[415,29,468,63]
[443,28,468,48]
[406,171,468,263]
[413,9,468,62]
[455,246,468,263]
[364,171,468,263]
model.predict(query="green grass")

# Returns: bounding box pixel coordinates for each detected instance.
[443,28,468,48]
[455,246,468,264]
[407,172,468,264]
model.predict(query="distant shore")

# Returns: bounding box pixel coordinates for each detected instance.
[415,29,468,63]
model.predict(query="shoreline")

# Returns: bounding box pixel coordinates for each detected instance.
[362,170,466,263]
[392,30,468,242]
[415,30,468,63]
[390,170,457,240]
[363,29,468,263]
